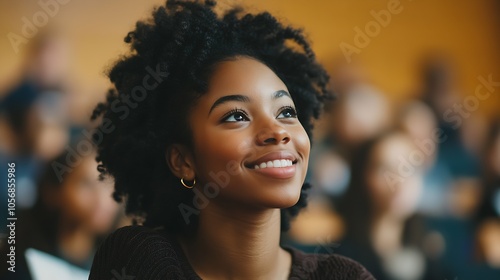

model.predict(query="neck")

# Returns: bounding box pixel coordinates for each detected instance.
[179,203,291,280]
[58,222,94,265]
[370,212,405,257]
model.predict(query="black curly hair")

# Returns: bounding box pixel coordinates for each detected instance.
[91,0,331,234]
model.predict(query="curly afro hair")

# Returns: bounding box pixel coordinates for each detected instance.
[91,0,332,233]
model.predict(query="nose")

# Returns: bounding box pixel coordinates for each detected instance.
[256,121,291,145]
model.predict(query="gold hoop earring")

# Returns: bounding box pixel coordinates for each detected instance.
[180,178,195,189]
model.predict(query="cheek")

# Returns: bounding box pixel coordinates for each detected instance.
[192,127,249,181]
[293,125,311,176]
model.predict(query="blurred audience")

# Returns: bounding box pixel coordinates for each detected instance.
[426,118,500,279]
[397,100,453,216]
[288,62,393,256]
[0,30,130,280]
[419,53,481,179]
[0,32,72,231]
[473,119,500,271]
[0,146,124,280]
[334,130,452,280]
[308,61,391,199]
[287,52,500,279]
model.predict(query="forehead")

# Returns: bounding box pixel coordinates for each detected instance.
[205,56,288,99]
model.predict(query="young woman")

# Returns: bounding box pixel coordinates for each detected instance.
[89,1,374,279]
[336,130,454,280]
[0,147,121,280]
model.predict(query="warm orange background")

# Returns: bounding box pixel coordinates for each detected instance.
[1,0,499,117]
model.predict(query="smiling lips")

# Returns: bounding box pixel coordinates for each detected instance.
[254,159,293,169]
[246,151,298,179]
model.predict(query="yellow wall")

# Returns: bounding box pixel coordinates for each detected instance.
[1,0,499,117]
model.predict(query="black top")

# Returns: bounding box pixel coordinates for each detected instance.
[89,225,374,280]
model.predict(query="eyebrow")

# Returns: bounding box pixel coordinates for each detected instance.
[209,94,250,114]
[208,90,292,115]
[272,90,291,100]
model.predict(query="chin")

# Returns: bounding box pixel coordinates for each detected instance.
[262,186,302,209]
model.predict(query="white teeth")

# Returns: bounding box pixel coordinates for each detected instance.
[253,159,294,169]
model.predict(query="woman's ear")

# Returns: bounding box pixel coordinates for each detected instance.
[165,144,196,180]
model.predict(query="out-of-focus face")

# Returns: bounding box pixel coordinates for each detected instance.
[31,36,70,88]
[366,133,423,219]
[59,154,119,233]
[400,103,436,145]
[32,103,69,161]
[186,56,310,210]
[399,102,438,166]
[19,97,69,159]
[334,85,390,146]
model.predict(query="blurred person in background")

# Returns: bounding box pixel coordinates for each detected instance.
[326,63,392,157]
[476,119,500,225]
[308,60,391,199]
[285,60,392,255]
[0,31,72,156]
[467,119,500,278]
[413,53,500,279]
[327,58,368,102]
[0,32,72,235]
[418,53,481,179]
[0,144,124,280]
[397,100,453,216]
[427,118,500,279]
[335,130,453,280]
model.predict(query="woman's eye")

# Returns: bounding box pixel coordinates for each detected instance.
[277,107,297,119]
[223,111,249,122]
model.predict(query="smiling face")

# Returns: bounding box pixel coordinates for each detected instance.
[170,56,310,211]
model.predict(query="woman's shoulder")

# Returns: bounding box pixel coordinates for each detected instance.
[100,225,171,246]
[89,225,199,280]
[287,247,375,280]
[93,225,176,258]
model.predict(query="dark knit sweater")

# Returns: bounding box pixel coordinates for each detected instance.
[89,226,374,280]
